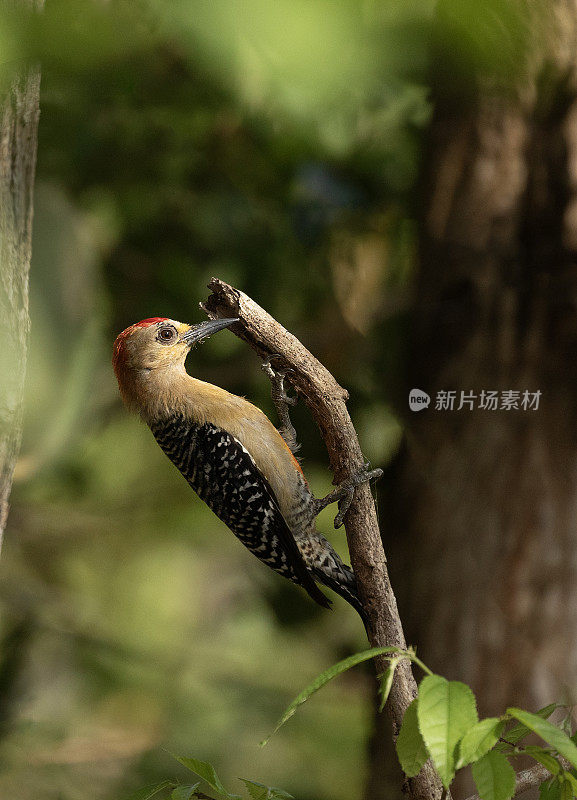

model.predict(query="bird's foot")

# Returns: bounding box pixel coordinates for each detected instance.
[262,356,298,406]
[261,355,300,455]
[313,462,383,528]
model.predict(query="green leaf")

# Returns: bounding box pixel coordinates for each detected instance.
[240,780,269,800]
[126,781,175,800]
[471,751,516,800]
[379,657,402,712]
[396,698,429,778]
[457,718,505,769]
[563,772,577,796]
[507,710,577,770]
[560,778,573,800]
[417,675,478,788]
[260,646,402,745]
[497,704,560,751]
[171,785,201,800]
[540,778,562,800]
[525,747,562,776]
[239,779,293,800]
[174,757,241,800]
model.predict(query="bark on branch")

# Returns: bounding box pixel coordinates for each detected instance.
[202,277,444,800]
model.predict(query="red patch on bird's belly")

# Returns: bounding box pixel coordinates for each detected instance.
[280,437,306,478]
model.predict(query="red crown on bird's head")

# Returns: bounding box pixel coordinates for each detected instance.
[112,318,170,372]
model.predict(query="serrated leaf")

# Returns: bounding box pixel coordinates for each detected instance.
[174,757,241,800]
[171,785,201,800]
[497,704,560,752]
[457,718,505,769]
[525,747,562,775]
[507,710,577,770]
[396,698,429,778]
[379,657,401,712]
[126,780,175,800]
[240,780,269,800]
[417,675,478,788]
[260,646,402,745]
[239,779,293,800]
[472,751,516,800]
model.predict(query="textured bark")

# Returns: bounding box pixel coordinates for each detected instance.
[391,0,577,738]
[0,34,41,548]
[203,278,444,800]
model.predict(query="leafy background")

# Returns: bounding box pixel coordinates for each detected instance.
[0,0,469,798]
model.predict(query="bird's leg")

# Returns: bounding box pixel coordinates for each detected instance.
[262,356,300,455]
[312,463,383,529]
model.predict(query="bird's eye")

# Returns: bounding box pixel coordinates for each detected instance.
[157,325,177,344]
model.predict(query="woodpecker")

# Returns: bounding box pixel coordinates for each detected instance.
[112,316,381,622]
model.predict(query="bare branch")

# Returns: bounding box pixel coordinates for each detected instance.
[202,277,445,800]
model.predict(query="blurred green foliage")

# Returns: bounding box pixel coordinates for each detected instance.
[0,0,496,797]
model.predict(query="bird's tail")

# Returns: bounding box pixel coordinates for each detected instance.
[312,564,368,628]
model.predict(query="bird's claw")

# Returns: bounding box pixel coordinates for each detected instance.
[261,356,298,406]
[333,462,383,528]
[261,355,300,453]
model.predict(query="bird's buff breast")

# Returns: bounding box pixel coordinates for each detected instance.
[138,370,310,522]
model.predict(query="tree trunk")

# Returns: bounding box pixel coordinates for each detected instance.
[392,0,577,723]
[0,35,41,548]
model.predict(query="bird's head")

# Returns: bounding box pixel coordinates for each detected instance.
[112,316,238,407]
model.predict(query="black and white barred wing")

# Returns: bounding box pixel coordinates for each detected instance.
[151,417,331,610]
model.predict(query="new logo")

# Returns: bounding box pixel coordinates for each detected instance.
[409,389,430,412]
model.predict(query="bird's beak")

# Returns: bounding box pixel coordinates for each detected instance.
[180,318,239,346]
